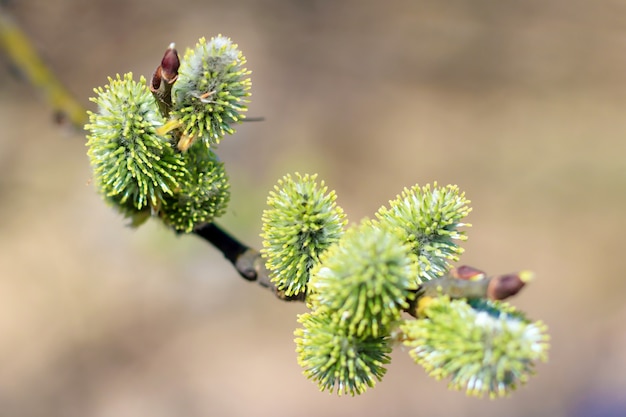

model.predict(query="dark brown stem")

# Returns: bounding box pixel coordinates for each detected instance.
[193,222,305,301]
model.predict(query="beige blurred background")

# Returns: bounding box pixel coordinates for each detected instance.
[1,1,626,416]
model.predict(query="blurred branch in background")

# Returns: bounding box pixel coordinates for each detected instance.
[0,8,86,128]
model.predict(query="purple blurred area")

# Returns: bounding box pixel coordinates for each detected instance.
[1,1,626,416]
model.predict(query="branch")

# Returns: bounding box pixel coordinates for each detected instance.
[405,268,532,318]
[193,222,529,311]
[193,222,305,301]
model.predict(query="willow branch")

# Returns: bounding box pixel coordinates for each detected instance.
[193,222,529,310]
[404,270,531,318]
[193,222,305,301]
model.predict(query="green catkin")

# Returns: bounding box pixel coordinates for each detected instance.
[401,297,549,398]
[375,183,472,284]
[172,35,251,149]
[295,310,391,396]
[160,147,230,232]
[261,173,347,297]
[86,73,186,215]
[309,221,417,337]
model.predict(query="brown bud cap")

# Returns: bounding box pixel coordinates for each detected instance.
[150,66,162,91]
[160,43,180,83]
[487,272,532,300]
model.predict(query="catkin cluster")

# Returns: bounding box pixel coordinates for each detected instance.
[86,36,250,232]
[262,176,548,397]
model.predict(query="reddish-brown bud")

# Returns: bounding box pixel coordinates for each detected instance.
[487,273,527,300]
[151,66,162,91]
[160,43,180,83]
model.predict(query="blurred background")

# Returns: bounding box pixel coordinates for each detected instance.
[1,1,625,416]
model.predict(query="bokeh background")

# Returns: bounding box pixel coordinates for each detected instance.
[1,1,625,416]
